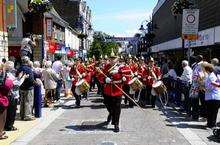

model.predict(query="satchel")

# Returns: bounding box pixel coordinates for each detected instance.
[0,94,9,110]
[189,87,199,98]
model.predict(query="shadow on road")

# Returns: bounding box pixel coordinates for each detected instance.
[65,121,113,132]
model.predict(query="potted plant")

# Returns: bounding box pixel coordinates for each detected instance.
[29,0,52,14]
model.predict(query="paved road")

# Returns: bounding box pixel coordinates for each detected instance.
[28,92,190,145]
[11,92,220,145]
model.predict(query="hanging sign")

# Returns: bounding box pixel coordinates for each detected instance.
[46,18,52,40]
[6,0,17,30]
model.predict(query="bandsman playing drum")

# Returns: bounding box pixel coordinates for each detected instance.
[70,58,90,108]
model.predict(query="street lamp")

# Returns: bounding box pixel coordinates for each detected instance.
[139,20,149,34]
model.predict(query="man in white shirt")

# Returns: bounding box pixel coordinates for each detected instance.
[52,55,63,101]
[180,60,193,84]
[178,60,193,116]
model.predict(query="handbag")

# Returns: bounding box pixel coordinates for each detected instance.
[189,86,199,98]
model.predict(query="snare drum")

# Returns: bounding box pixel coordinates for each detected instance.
[75,79,90,94]
[152,81,167,95]
[128,77,143,91]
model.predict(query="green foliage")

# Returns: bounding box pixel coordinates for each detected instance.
[88,32,119,60]
[171,0,193,15]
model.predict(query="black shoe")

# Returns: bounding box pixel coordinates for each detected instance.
[107,115,111,124]
[114,125,119,133]
[75,105,81,108]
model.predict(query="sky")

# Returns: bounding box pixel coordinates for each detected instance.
[86,0,158,37]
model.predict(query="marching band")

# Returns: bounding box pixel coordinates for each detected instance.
[69,52,166,133]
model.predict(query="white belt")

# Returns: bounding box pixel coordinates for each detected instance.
[113,80,122,84]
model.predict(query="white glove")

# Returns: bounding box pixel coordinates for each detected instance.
[138,75,141,79]
[72,78,75,81]
[110,69,118,74]
[134,72,138,76]
[82,73,86,77]
[122,77,127,82]
[105,77,112,83]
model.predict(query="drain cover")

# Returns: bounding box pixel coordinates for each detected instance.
[101,141,117,145]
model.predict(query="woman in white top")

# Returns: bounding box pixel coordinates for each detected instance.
[163,61,177,79]
[42,61,59,107]
[203,63,220,128]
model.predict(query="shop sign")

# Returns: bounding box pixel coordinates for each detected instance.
[185,28,215,47]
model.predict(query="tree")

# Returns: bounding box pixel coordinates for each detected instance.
[88,32,119,60]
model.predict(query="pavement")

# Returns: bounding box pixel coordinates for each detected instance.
[1,92,220,145]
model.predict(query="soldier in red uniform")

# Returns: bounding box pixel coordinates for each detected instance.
[69,58,88,108]
[96,59,105,96]
[145,57,161,108]
[103,53,126,132]
[136,57,146,104]
[121,58,135,107]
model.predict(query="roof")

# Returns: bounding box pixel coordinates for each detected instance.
[44,7,69,28]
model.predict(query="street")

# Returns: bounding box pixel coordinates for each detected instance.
[9,92,219,145]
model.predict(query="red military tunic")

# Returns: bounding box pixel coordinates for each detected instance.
[103,64,124,97]
[143,65,161,87]
[70,63,88,88]
[137,63,146,80]
[120,64,133,85]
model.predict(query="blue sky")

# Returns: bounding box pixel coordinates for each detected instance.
[87,0,158,37]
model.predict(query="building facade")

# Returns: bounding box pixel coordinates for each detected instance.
[52,0,93,59]
[0,0,8,60]
[151,0,220,60]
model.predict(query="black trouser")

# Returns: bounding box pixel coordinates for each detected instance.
[139,87,146,106]
[199,91,207,118]
[55,80,62,101]
[191,97,200,120]
[123,85,134,106]
[182,84,191,115]
[206,100,220,128]
[104,95,122,126]
[71,87,81,107]
[96,81,103,95]
[4,95,18,130]
[145,86,156,107]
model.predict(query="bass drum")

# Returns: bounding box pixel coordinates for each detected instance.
[152,81,167,95]
[128,77,143,92]
[75,79,90,95]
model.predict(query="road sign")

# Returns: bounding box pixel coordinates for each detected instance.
[182,9,199,40]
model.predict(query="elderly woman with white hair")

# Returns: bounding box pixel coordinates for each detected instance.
[3,61,28,131]
[42,61,59,107]
[33,61,44,118]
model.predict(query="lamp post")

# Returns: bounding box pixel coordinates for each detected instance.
[138,20,157,56]
[77,14,93,60]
